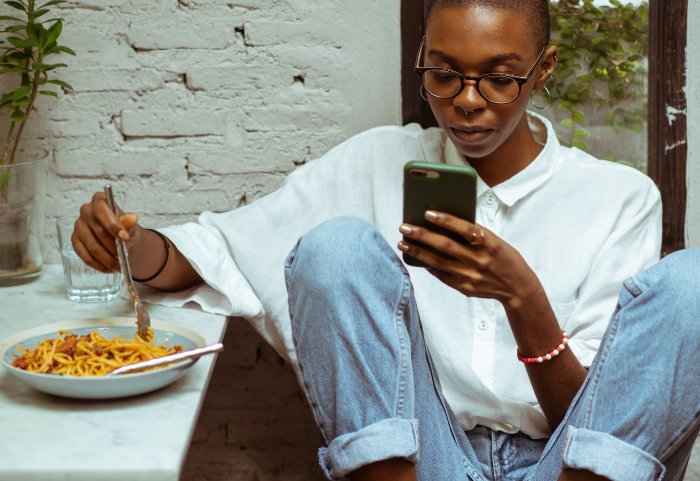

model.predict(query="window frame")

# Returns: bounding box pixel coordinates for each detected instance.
[400,0,688,255]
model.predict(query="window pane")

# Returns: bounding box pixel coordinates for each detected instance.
[544,0,649,172]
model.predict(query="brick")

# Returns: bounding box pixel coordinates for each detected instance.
[64,0,130,6]
[61,69,163,93]
[245,20,341,47]
[125,189,234,215]
[127,18,237,50]
[55,150,187,177]
[41,111,109,138]
[187,151,295,175]
[243,106,348,132]
[185,65,296,92]
[59,28,138,68]
[120,110,229,137]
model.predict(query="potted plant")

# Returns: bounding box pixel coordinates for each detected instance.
[0,0,73,286]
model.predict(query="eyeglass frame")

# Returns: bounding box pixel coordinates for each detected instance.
[414,37,548,105]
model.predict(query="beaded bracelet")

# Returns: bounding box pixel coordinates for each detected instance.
[132,229,171,283]
[517,330,569,364]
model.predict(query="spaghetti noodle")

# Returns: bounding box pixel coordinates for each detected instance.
[11,328,182,376]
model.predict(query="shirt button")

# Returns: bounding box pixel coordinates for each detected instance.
[478,320,488,330]
[485,192,496,205]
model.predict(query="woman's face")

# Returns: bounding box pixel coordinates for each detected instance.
[423,5,552,160]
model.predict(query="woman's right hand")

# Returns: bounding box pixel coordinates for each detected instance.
[73,192,143,274]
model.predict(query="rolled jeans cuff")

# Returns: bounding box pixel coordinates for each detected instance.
[319,418,420,480]
[562,426,665,481]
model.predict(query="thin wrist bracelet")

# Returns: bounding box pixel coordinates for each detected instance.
[517,330,569,364]
[132,229,171,283]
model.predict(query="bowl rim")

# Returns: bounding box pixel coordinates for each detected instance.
[0,317,207,380]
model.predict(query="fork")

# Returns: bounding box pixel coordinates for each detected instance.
[104,185,151,340]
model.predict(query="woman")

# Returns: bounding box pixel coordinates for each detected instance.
[73,1,699,480]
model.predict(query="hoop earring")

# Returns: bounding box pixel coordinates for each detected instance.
[530,86,551,110]
[420,86,429,102]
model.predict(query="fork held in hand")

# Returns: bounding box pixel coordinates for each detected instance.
[103,185,151,340]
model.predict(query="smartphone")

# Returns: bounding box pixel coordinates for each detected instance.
[402,161,477,267]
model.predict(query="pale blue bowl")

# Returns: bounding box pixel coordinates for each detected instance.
[0,318,206,399]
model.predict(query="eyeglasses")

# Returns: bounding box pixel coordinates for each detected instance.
[414,38,547,105]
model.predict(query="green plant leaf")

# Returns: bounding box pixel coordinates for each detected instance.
[560,118,574,128]
[39,90,58,97]
[11,97,29,106]
[9,108,26,122]
[571,139,589,151]
[26,21,40,44]
[11,85,30,100]
[55,44,75,55]
[32,8,50,18]
[32,61,68,71]
[47,78,72,89]
[3,24,25,33]
[575,128,590,139]
[43,40,57,54]
[4,1,27,12]
[38,0,67,8]
[0,15,24,21]
[7,36,35,49]
[5,51,28,61]
[46,19,62,45]
[0,172,11,188]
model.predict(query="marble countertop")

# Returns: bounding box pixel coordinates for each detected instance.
[0,265,228,481]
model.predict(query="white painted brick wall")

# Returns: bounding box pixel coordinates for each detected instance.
[11,0,400,260]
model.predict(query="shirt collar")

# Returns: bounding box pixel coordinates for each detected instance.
[443,111,561,208]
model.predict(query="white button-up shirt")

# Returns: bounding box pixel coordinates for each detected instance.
[149,112,661,439]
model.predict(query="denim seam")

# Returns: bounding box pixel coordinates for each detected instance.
[394,275,412,418]
[290,332,332,447]
[496,432,522,468]
[580,310,619,429]
[287,261,332,447]
[423,338,462,447]
[623,276,643,297]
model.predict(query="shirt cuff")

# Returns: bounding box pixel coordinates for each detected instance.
[138,222,265,320]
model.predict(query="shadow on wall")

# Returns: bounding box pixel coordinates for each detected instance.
[182,317,325,481]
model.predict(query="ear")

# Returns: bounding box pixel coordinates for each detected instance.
[534,45,558,90]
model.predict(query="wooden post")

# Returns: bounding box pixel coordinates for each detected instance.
[401,0,437,127]
[648,0,688,255]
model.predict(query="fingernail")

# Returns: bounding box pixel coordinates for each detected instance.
[399,224,413,235]
[397,241,409,252]
[425,211,439,220]
[118,230,129,240]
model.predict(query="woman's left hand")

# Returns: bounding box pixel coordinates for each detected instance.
[398,210,540,309]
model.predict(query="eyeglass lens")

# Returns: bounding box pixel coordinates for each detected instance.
[422,71,521,103]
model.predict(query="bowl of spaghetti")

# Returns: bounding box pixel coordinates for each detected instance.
[0,318,207,399]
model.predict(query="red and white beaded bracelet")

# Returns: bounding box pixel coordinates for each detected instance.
[517,330,569,364]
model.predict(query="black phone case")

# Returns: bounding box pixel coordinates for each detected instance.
[402,161,477,267]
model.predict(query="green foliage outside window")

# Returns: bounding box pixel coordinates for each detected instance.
[549,0,648,160]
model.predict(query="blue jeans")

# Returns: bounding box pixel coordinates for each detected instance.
[284,217,700,481]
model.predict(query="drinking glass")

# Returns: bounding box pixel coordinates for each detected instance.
[56,217,121,302]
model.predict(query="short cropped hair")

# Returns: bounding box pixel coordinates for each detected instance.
[426,0,551,47]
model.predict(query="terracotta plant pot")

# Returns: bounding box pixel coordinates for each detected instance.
[0,154,46,286]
